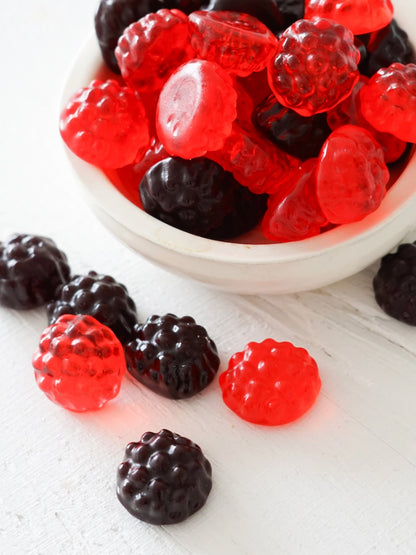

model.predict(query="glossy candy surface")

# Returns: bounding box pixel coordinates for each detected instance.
[219,338,321,425]
[116,429,212,524]
[268,17,360,117]
[33,314,126,412]
[60,79,149,169]
[316,125,390,224]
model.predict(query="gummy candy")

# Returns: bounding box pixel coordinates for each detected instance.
[360,63,416,144]
[188,10,278,77]
[116,429,212,524]
[33,314,126,412]
[156,59,237,158]
[304,0,394,35]
[60,79,150,169]
[219,339,321,425]
[316,125,389,224]
[204,0,284,33]
[115,9,195,92]
[268,17,360,117]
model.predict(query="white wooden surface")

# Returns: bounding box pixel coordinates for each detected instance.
[1,1,416,554]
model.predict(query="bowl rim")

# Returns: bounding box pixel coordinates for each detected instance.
[61,33,416,267]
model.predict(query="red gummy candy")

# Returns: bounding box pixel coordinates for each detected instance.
[60,79,150,169]
[189,10,278,77]
[268,17,360,117]
[115,9,195,92]
[207,121,299,195]
[327,76,407,164]
[219,339,321,426]
[261,158,328,242]
[316,125,390,224]
[304,0,394,35]
[156,59,237,158]
[360,63,416,144]
[33,314,126,412]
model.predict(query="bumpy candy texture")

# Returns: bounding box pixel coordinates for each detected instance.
[124,313,220,399]
[156,59,237,158]
[203,0,284,33]
[219,339,321,425]
[0,234,70,310]
[95,0,157,73]
[326,76,407,164]
[262,158,328,242]
[115,9,195,92]
[254,93,331,160]
[304,0,394,35]
[268,17,360,117]
[316,125,389,224]
[139,156,266,239]
[361,19,415,78]
[188,10,278,77]
[60,79,149,169]
[33,314,126,412]
[360,63,416,144]
[116,429,212,524]
[373,242,416,326]
[46,271,138,345]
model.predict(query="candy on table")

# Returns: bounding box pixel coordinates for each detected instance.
[254,93,332,160]
[46,270,138,346]
[304,0,394,35]
[139,156,267,239]
[261,158,328,242]
[188,10,278,77]
[116,429,212,525]
[0,233,70,310]
[115,9,195,93]
[326,76,407,164]
[360,63,416,144]
[219,339,322,425]
[316,125,390,224]
[33,314,126,412]
[124,313,220,399]
[156,59,238,159]
[203,0,285,33]
[268,17,361,117]
[59,79,150,169]
[373,242,416,326]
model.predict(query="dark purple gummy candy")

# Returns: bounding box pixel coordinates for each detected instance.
[125,313,220,399]
[116,429,212,525]
[0,233,70,310]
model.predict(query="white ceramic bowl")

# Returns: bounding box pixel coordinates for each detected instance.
[60,0,416,295]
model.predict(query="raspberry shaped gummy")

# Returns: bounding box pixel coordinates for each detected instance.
[117,429,212,524]
[360,63,416,144]
[219,339,321,425]
[139,156,266,239]
[124,313,220,399]
[115,9,195,93]
[0,233,70,310]
[33,314,126,411]
[46,271,138,345]
[268,17,360,117]
[60,79,150,169]
[188,10,278,77]
[373,242,416,326]
[304,0,394,35]
[316,125,389,224]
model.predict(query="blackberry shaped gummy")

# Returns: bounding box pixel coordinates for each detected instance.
[373,242,416,325]
[0,233,70,310]
[124,313,220,399]
[46,271,138,345]
[139,156,267,240]
[116,429,212,524]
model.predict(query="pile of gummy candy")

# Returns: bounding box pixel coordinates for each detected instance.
[59,0,416,243]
